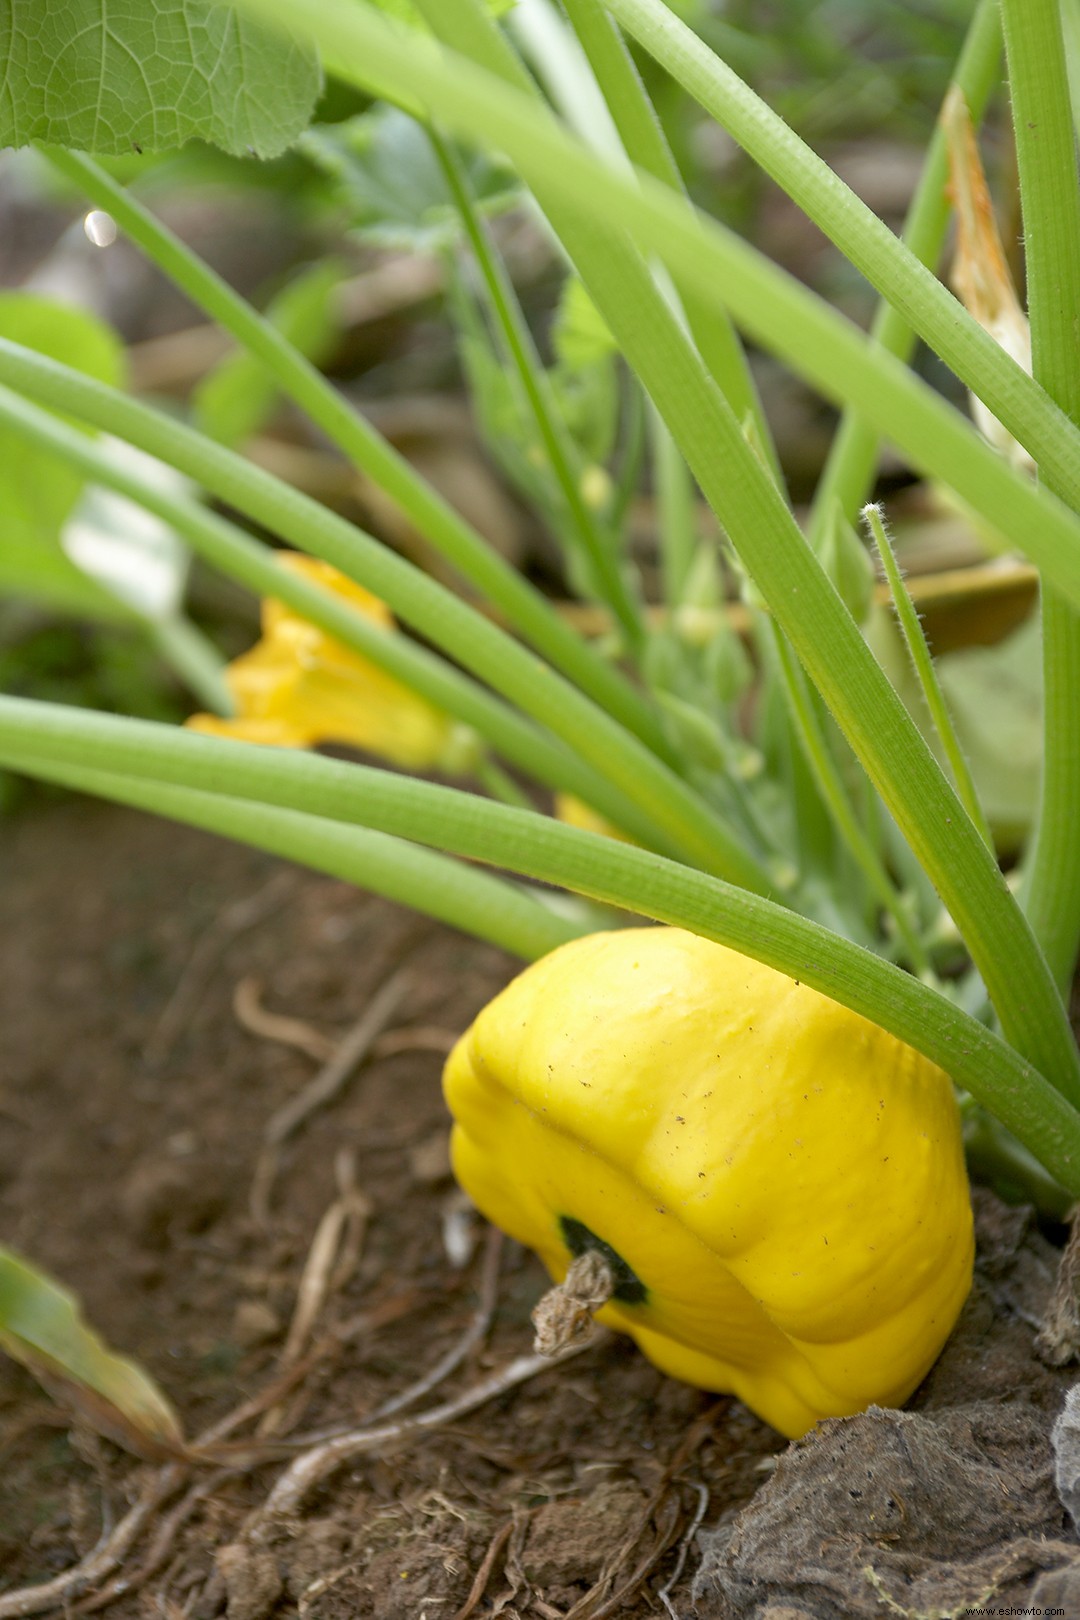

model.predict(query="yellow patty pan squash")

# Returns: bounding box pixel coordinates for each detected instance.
[443,927,973,1438]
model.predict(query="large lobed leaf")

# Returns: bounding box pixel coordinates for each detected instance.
[0,0,320,157]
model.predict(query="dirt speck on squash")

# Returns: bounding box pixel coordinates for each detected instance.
[0,799,1078,1619]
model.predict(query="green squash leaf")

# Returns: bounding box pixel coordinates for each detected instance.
[0,0,320,157]
[935,613,1043,854]
[301,105,517,250]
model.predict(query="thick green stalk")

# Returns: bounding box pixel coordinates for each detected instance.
[865,504,994,850]
[45,146,669,759]
[229,0,1080,620]
[429,129,645,648]
[1002,0,1080,995]
[2,696,1079,1190]
[605,0,1080,512]
[808,0,1002,537]
[3,755,583,960]
[226,0,1080,1096]
[0,341,772,887]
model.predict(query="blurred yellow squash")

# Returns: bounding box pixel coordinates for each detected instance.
[553,792,636,843]
[444,927,973,1438]
[188,553,469,772]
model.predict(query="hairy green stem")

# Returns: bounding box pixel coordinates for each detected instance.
[1002,0,1080,995]
[865,504,994,851]
[2,696,1079,1189]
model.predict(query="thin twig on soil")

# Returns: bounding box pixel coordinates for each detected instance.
[372,1026,459,1059]
[257,1150,372,1437]
[75,1470,238,1614]
[259,1336,603,1520]
[232,976,336,1062]
[450,1517,514,1620]
[296,1561,361,1618]
[0,1465,186,1619]
[366,1225,503,1423]
[657,1482,710,1620]
[249,965,413,1222]
[282,1230,501,1447]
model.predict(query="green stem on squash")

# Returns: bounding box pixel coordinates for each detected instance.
[864,503,993,852]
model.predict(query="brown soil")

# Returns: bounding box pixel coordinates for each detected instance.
[1,799,1078,1619]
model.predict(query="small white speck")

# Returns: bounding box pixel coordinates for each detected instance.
[84,210,117,247]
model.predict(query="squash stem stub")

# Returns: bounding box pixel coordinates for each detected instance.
[532,1218,647,1358]
[559,1216,647,1303]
